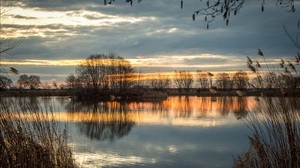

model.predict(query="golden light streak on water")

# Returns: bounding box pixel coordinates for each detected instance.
[2,97,258,127]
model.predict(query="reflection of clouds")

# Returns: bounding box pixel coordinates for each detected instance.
[168,145,178,154]
[77,121,134,141]
[73,151,156,168]
[143,144,178,154]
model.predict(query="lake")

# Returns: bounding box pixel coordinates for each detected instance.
[6,96,258,168]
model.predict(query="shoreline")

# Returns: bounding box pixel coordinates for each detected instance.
[1,88,300,98]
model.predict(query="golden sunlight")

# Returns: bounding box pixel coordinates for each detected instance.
[3,97,258,127]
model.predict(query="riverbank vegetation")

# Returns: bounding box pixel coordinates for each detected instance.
[0,97,78,168]
[234,49,300,167]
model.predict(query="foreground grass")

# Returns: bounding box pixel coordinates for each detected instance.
[234,97,300,167]
[0,97,78,168]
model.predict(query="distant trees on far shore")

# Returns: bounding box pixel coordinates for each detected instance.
[66,53,135,91]
[61,52,300,93]
[17,74,41,89]
[0,75,12,90]
[1,53,299,92]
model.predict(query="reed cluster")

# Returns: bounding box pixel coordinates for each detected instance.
[235,49,300,167]
[0,97,78,168]
[234,97,300,167]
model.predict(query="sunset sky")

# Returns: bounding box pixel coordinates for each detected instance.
[1,0,299,84]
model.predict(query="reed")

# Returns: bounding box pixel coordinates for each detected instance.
[234,49,300,167]
[234,97,300,168]
[0,97,78,168]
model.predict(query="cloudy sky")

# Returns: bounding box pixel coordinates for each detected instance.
[1,0,299,84]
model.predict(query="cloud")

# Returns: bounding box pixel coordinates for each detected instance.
[3,0,300,83]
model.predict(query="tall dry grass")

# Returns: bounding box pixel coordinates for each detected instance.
[234,49,300,167]
[234,97,300,168]
[0,97,78,168]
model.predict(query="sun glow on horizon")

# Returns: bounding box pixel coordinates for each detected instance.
[2,53,243,67]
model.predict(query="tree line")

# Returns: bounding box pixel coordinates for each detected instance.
[64,53,300,92]
[1,52,299,91]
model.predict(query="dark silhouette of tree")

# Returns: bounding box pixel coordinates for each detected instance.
[189,0,296,28]
[149,73,171,91]
[76,53,135,91]
[104,0,297,29]
[215,72,231,89]
[264,72,278,89]
[65,74,82,89]
[28,75,41,89]
[173,70,194,92]
[189,0,299,33]
[0,0,23,76]
[208,72,214,88]
[17,74,29,89]
[195,70,209,90]
[0,75,12,90]
[232,70,249,89]
[17,74,41,89]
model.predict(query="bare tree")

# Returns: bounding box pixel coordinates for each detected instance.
[149,73,171,91]
[0,75,12,90]
[195,70,209,90]
[189,0,296,29]
[105,0,297,29]
[173,70,194,92]
[77,53,135,91]
[17,74,41,89]
[232,71,249,89]
[28,75,41,89]
[215,72,231,90]
[17,74,29,89]
[0,0,23,75]
[65,74,77,89]
[263,72,278,89]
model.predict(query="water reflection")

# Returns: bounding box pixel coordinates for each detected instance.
[65,101,134,141]
[65,96,253,141]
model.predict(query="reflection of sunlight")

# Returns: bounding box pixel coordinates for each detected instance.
[168,145,178,154]
[6,111,236,127]
[4,96,258,128]
[73,151,156,168]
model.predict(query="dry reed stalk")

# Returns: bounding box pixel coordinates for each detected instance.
[234,97,300,168]
[0,97,78,168]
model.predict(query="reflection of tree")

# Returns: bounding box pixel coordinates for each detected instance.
[78,121,133,141]
[65,101,134,142]
[197,97,210,117]
[232,97,249,120]
[216,97,233,116]
[173,96,192,117]
[64,96,253,137]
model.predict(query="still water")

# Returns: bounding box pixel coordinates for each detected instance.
[12,96,257,168]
